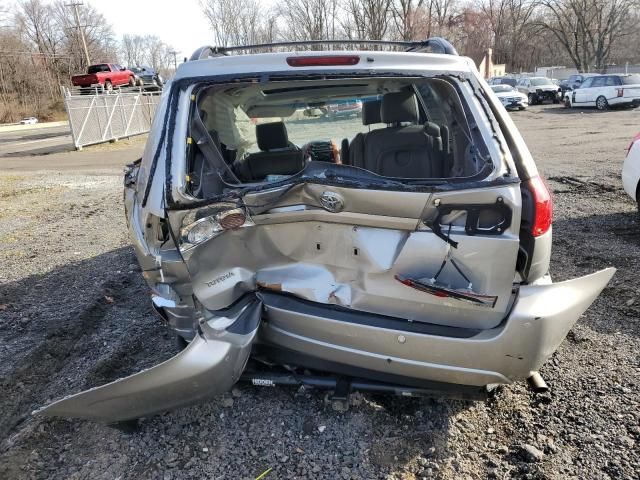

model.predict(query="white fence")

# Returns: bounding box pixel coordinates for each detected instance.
[62,87,162,149]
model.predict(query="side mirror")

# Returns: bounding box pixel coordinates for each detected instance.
[575,79,582,85]
[121,67,126,71]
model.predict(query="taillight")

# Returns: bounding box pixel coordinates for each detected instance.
[218,209,247,230]
[627,132,640,155]
[286,55,360,67]
[617,88,624,97]
[527,176,552,237]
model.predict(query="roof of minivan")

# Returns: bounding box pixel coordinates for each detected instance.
[173,50,475,81]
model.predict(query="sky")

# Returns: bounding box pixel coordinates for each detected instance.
[92,0,216,64]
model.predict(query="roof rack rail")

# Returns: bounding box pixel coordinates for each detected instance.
[188,37,458,62]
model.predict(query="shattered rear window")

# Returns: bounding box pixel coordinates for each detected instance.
[184,76,494,201]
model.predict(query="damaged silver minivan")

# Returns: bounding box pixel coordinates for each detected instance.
[39,39,615,423]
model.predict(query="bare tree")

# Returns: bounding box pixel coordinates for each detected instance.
[277,0,337,43]
[341,0,392,41]
[200,0,269,46]
[390,0,426,40]
[539,0,636,71]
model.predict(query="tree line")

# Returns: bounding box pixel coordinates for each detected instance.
[1,0,639,122]
[201,0,640,72]
[0,0,175,122]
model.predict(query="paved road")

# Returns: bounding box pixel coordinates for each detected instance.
[0,124,72,158]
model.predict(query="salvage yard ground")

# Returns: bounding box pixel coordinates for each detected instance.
[0,106,639,479]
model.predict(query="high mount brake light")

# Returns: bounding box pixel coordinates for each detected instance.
[286,55,360,67]
[527,176,552,237]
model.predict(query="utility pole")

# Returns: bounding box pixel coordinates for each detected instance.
[65,2,91,68]
[168,50,178,71]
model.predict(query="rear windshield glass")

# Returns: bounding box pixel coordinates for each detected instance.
[499,78,516,87]
[491,85,513,93]
[88,64,110,74]
[185,76,492,200]
[530,78,552,86]
[622,75,640,85]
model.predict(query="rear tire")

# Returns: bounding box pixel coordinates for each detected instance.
[564,97,571,108]
[128,76,135,87]
[528,93,535,106]
[596,96,609,110]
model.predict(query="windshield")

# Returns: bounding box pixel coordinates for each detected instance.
[622,75,640,85]
[530,78,553,86]
[491,85,514,93]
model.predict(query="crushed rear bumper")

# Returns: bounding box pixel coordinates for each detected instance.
[36,268,614,423]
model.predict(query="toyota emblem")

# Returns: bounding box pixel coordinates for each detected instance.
[319,191,344,213]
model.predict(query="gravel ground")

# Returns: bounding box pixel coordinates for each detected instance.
[0,106,639,479]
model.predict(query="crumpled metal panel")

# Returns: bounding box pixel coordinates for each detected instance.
[35,296,261,423]
[260,268,616,386]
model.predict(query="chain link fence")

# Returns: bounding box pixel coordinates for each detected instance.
[62,87,162,149]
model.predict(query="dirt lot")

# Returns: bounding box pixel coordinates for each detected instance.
[1,106,639,480]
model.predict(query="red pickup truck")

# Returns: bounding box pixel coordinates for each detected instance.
[71,63,136,91]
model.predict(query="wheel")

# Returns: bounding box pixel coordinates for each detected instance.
[564,97,571,108]
[596,96,609,110]
[136,77,144,87]
[128,76,135,87]
[103,80,113,93]
[528,93,535,105]
[519,106,526,111]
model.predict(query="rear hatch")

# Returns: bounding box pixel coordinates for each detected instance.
[165,68,523,331]
[177,178,521,329]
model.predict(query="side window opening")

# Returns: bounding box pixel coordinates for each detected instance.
[184,77,494,200]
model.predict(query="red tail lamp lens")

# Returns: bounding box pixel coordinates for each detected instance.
[527,176,552,237]
[627,132,640,155]
[286,56,360,67]
[218,209,247,230]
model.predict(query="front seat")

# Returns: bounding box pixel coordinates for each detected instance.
[234,122,306,181]
[360,91,444,178]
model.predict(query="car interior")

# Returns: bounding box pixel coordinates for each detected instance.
[185,77,488,199]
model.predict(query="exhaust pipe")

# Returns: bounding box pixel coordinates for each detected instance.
[527,372,549,393]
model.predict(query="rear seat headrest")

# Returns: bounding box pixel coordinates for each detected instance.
[256,121,289,151]
[362,99,382,125]
[381,91,418,124]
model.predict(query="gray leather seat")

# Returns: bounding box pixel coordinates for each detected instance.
[346,99,381,167]
[351,91,445,178]
[234,122,306,181]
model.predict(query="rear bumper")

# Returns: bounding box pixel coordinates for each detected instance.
[260,268,615,387]
[35,269,614,423]
[609,97,640,107]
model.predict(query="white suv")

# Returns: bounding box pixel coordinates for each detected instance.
[566,74,640,110]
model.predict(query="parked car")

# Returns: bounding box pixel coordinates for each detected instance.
[564,74,640,110]
[326,99,362,118]
[19,117,38,125]
[622,131,640,214]
[129,66,164,90]
[558,73,600,99]
[488,76,517,87]
[38,39,615,424]
[490,84,528,110]
[71,63,136,91]
[516,77,561,105]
